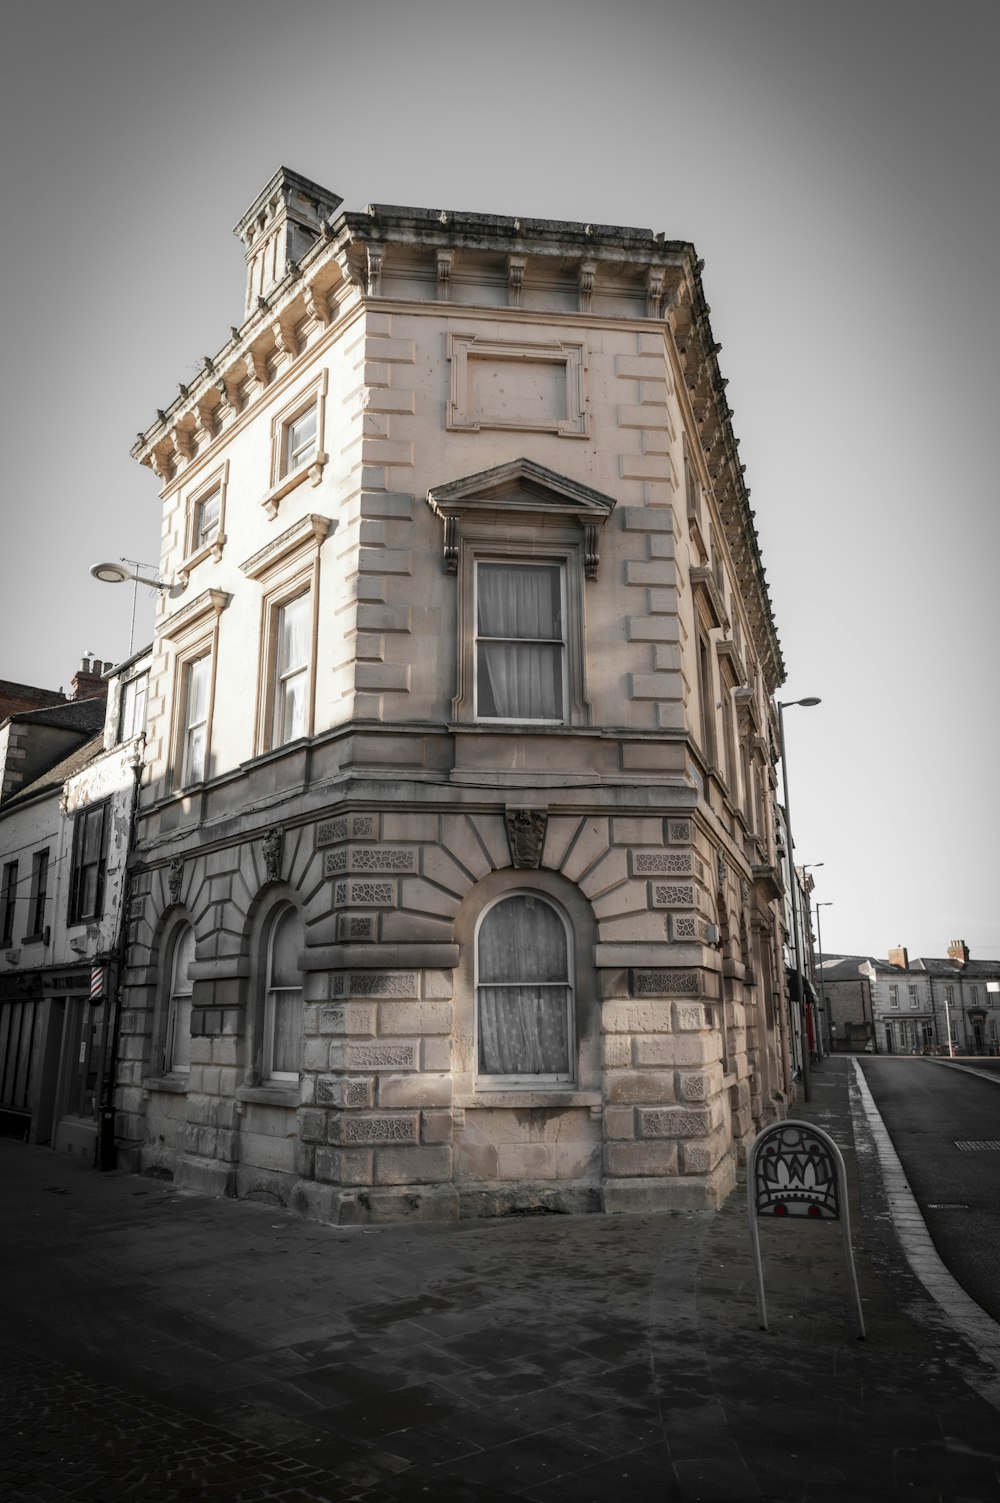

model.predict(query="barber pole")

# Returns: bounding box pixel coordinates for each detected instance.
[90,964,106,1002]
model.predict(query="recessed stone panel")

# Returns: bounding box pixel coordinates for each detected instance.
[631,970,702,997]
[342,1115,418,1145]
[639,1106,712,1138]
[631,851,704,878]
[346,1042,418,1070]
[650,883,696,908]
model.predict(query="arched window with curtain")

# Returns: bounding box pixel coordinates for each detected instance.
[476,893,573,1083]
[262,905,303,1083]
[165,924,195,1074]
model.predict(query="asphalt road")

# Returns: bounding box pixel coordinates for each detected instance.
[858,1056,1000,1323]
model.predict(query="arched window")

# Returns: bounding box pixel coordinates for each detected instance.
[476,894,573,1084]
[165,924,195,1074]
[263,905,303,1083]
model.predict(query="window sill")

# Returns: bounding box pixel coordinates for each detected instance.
[142,1075,189,1095]
[178,536,226,583]
[236,1084,300,1108]
[261,453,327,518]
[458,1089,601,1110]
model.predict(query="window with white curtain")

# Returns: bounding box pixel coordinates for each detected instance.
[263,906,303,1082]
[476,893,573,1083]
[181,655,211,784]
[272,592,310,746]
[475,562,566,722]
[165,924,195,1074]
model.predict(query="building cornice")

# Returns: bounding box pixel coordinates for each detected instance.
[131,181,784,690]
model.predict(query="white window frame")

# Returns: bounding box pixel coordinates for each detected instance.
[473,559,568,726]
[271,591,311,746]
[241,514,330,756]
[180,654,211,786]
[119,670,149,743]
[179,462,229,581]
[160,588,230,791]
[426,459,615,731]
[262,372,328,518]
[889,985,899,1009]
[474,891,575,1089]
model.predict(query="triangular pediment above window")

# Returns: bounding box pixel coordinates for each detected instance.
[426,458,616,578]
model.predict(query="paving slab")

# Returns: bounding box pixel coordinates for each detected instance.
[2,1057,999,1500]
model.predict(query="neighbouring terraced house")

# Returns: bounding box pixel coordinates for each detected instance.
[116,167,795,1222]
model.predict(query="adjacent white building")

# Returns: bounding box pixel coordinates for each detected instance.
[0,651,150,1157]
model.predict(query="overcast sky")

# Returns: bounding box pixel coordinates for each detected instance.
[1,0,996,962]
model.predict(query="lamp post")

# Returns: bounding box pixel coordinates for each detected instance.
[814,901,833,1055]
[777,696,821,1102]
[802,863,825,1063]
[90,558,172,655]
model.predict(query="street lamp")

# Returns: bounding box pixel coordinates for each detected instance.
[814,901,833,1055]
[90,557,174,655]
[777,696,821,1101]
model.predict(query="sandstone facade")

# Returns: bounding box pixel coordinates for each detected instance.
[119,169,791,1220]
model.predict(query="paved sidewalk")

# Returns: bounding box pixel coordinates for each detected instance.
[2,1057,999,1502]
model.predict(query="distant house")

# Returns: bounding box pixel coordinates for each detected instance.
[0,650,150,1155]
[819,942,1000,1055]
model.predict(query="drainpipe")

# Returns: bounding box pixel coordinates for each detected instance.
[98,747,144,1170]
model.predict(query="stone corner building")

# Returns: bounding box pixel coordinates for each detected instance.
[117,167,792,1223]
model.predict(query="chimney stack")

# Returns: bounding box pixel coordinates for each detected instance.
[947,939,970,966]
[69,652,109,703]
[887,946,909,971]
[233,167,343,318]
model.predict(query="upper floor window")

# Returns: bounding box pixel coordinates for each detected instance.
[262,375,329,519]
[908,985,918,1008]
[1,861,18,945]
[181,655,211,785]
[194,486,221,549]
[273,592,310,745]
[475,562,565,723]
[119,671,149,742]
[262,906,303,1082]
[27,850,49,940]
[68,802,110,925]
[165,924,195,1074]
[888,985,899,1009]
[426,458,616,730]
[284,403,318,474]
[476,893,573,1085]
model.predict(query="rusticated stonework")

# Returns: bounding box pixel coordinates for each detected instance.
[632,970,701,996]
[334,881,394,907]
[343,1115,418,1144]
[633,851,705,877]
[317,818,347,846]
[651,884,696,907]
[351,848,415,872]
[639,1107,712,1138]
[346,1042,417,1069]
[346,973,418,997]
[316,815,377,847]
[667,819,693,843]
